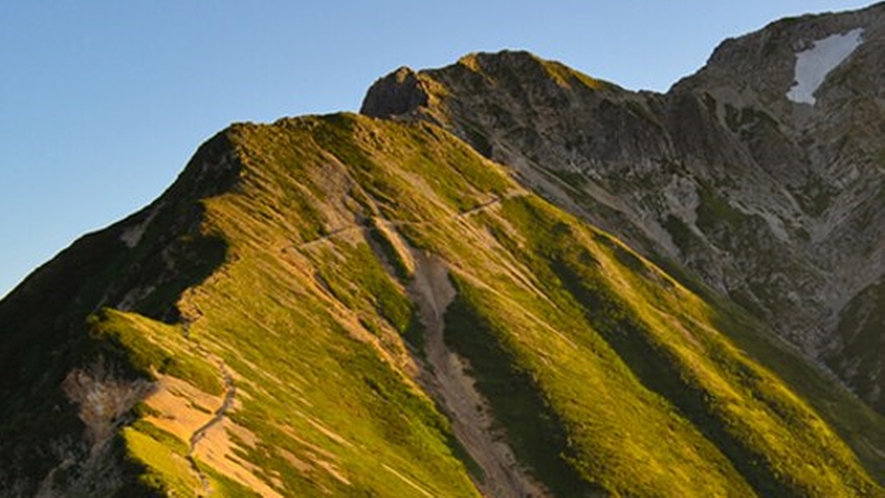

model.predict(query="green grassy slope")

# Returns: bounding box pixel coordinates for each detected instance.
[1,113,883,496]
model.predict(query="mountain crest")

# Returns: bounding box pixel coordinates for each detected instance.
[360,66,429,118]
[2,4,885,497]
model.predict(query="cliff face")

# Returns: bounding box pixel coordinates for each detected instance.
[362,3,885,414]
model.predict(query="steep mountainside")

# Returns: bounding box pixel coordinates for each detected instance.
[362,3,885,414]
[1,4,884,498]
[0,114,882,497]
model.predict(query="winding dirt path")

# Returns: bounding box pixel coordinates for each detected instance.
[185,364,236,494]
[295,193,520,251]
[408,250,548,498]
[294,189,548,496]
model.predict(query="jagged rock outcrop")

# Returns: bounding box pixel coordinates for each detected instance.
[362,3,885,414]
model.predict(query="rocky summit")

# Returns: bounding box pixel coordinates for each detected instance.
[1,3,884,498]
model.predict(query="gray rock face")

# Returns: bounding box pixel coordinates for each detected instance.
[361,4,885,413]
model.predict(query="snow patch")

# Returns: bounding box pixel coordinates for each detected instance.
[786,28,864,105]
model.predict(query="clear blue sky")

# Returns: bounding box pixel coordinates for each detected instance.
[0,1,873,297]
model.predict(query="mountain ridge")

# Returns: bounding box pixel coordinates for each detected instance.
[1,4,884,497]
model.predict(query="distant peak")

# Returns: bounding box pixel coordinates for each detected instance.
[457,49,541,66]
[360,51,546,119]
[450,50,563,78]
[360,66,428,118]
[361,50,615,122]
[390,65,417,81]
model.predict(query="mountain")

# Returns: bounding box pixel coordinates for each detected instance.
[1,4,884,498]
[362,3,885,415]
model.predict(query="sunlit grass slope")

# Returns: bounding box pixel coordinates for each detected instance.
[2,112,883,496]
